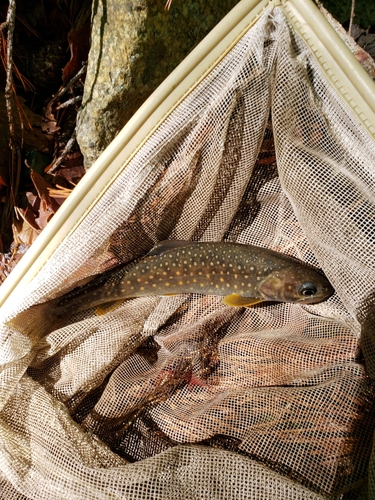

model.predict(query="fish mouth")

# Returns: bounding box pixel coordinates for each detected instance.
[296,294,329,305]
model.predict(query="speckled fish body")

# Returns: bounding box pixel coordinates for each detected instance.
[51,240,333,316]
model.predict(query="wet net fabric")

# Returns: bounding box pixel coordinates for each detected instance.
[1,7,375,499]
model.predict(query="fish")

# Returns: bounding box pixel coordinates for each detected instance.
[8,240,334,341]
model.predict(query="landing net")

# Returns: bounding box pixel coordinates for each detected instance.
[1,6,374,499]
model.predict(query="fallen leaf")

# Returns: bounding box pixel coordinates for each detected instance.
[25,191,40,210]
[34,207,54,230]
[13,209,40,247]
[53,164,85,185]
[63,23,91,84]
[48,184,73,206]
[30,169,60,214]
[14,206,40,231]
[42,99,60,135]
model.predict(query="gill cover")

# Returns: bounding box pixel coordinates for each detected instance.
[259,266,333,304]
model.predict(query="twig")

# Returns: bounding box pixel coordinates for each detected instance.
[56,95,82,110]
[48,129,77,174]
[4,0,16,143]
[348,0,355,37]
[52,62,87,103]
[3,0,21,213]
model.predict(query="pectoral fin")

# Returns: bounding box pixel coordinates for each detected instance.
[223,294,265,307]
[96,300,125,315]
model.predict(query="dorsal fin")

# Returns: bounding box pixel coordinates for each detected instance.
[147,240,193,257]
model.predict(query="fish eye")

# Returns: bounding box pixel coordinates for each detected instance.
[298,283,317,297]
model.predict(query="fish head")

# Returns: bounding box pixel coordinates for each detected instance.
[258,265,334,304]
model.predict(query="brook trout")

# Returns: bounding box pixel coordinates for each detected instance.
[11,240,333,341]
[76,239,333,305]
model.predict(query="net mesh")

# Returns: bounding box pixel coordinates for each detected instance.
[1,6,375,499]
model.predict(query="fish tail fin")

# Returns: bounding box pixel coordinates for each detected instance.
[6,298,63,344]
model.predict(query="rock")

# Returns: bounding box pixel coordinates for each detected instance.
[357,33,375,60]
[77,0,240,168]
